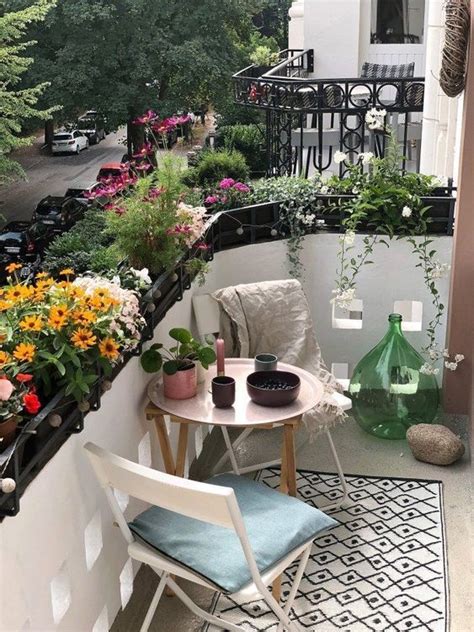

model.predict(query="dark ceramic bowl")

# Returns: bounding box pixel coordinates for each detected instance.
[246,370,301,407]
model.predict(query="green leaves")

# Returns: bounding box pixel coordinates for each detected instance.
[140,327,216,373]
[169,328,192,344]
[140,348,163,373]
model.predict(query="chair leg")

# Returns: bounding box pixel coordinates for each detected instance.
[276,545,312,632]
[140,571,168,632]
[317,429,348,511]
[165,576,245,632]
[258,581,304,632]
[220,427,242,475]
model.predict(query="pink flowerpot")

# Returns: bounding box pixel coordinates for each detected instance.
[163,364,197,400]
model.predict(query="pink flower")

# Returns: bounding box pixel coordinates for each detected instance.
[135,162,152,172]
[0,379,14,401]
[233,182,250,193]
[204,195,218,205]
[132,142,154,158]
[176,114,191,125]
[133,110,158,125]
[219,178,236,190]
[196,242,209,250]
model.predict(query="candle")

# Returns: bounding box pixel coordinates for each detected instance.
[216,337,225,376]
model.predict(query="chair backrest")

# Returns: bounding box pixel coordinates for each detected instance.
[84,442,237,531]
[360,61,415,79]
[192,293,220,339]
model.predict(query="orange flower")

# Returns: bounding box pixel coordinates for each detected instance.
[98,337,120,361]
[72,309,97,326]
[0,300,12,312]
[5,285,32,303]
[49,304,69,319]
[19,315,44,332]
[64,285,85,300]
[59,268,75,277]
[13,342,36,362]
[48,314,67,330]
[71,328,97,350]
[0,350,11,367]
[6,262,22,274]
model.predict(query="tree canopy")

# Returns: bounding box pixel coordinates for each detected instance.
[0,0,56,185]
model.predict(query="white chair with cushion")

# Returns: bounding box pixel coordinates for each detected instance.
[192,292,352,511]
[84,442,338,632]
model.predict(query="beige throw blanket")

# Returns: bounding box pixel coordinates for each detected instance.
[212,279,346,438]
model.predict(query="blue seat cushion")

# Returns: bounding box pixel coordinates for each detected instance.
[128,473,337,594]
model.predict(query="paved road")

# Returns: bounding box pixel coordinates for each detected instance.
[0,129,127,223]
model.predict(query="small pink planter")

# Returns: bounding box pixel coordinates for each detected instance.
[163,364,197,400]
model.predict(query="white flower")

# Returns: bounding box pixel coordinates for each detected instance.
[320,185,329,195]
[454,354,465,363]
[429,349,438,360]
[340,230,355,246]
[131,267,152,285]
[428,261,451,280]
[365,108,386,131]
[402,206,412,218]
[420,363,439,376]
[443,349,450,358]
[330,287,356,311]
[360,151,374,165]
[352,188,359,195]
[445,361,458,371]
[112,275,121,286]
[334,150,347,165]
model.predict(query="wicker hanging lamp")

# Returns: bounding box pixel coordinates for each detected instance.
[440,0,471,97]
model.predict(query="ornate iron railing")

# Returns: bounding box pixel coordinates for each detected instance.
[233,49,425,177]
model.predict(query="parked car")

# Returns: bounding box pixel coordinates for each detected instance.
[65,182,102,203]
[96,162,129,181]
[0,221,57,283]
[32,196,87,231]
[76,112,107,144]
[52,130,89,154]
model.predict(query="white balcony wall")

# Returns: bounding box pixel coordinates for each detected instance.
[0,235,452,631]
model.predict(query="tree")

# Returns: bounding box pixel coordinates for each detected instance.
[0,0,57,185]
[17,0,258,150]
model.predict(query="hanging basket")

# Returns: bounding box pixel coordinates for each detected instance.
[440,0,471,98]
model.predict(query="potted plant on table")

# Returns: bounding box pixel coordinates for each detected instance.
[140,328,216,400]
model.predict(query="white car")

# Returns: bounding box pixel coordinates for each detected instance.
[52,130,89,154]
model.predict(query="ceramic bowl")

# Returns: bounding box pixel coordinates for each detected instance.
[246,370,301,407]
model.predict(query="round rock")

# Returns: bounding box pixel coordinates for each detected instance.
[407,424,465,466]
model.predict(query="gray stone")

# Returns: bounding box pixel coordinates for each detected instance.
[407,424,465,465]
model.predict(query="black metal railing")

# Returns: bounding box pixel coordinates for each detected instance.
[233,49,426,177]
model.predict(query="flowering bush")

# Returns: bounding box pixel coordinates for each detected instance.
[0,267,144,402]
[203,178,251,213]
[0,371,41,423]
[183,149,250,188]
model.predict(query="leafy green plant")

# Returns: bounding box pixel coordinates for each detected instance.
[183,149,249,188]
[215,124,267,175]
[250,45,279,67]
[140,328,216,374]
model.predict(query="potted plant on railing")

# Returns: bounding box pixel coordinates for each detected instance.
[140,328,216,399]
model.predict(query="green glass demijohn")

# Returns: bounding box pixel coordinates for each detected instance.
[349,313,439,439]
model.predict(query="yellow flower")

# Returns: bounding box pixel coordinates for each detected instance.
[5,285,32,303]
[98,337,120,361]
[19,315,44,332]
[0,350,11,366]
[64,285,85,300]
[49,304,69,320]
[13,342,36,362]
[48,314,67,330]
[35,271,49,279]
[0,300,12,312]
[71,328,97,350]
[35,278,54,291]
[59,268,75,276]
[6,262,22,274]
[72,309,97,326]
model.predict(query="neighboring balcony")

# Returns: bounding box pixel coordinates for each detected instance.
[233,49,425,178]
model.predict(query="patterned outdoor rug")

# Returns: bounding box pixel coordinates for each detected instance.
[204,469,448,632]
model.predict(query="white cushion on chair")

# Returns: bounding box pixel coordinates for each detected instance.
[128,473,337,594]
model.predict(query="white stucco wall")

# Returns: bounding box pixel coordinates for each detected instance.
[0,234,453,631]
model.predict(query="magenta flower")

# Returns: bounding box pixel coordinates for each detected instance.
[204,195,219,205]
[132,142,154,158]
[133,110,158,125]
[219,178,236,190]
[135,162,152,172]
[196,242,209,250]
[176,114,191,125]
[233,182,250,193]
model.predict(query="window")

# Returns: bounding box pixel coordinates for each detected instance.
[371,0,425,44]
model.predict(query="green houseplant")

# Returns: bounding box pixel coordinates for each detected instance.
[140,328,216,400]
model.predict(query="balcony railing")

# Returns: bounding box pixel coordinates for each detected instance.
[233,50,425,177]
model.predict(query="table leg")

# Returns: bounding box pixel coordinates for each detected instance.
[175,422,189,478]
[153,415,175,475]
[284,424,297,497]
[279,430,289,495]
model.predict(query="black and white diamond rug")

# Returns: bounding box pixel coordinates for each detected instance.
[204,469,448,632]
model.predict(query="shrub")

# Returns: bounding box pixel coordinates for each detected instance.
[43,209,115,276]
[214,124,267,175]
[183,149,249,188]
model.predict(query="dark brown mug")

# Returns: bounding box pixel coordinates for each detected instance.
[212,376,236,408]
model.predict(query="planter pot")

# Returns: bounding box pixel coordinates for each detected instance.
[0,416,19,452]
[163,363,197,400]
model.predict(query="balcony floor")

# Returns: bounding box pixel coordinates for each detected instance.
[111,414,472,632]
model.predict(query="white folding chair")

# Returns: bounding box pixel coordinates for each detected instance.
[192,293,352,511]
[84,442,337,632]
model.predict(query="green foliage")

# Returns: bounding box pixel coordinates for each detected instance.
[184,149,249,188]
[43,208,116,275]
[250,44,279,66]
[0,0,57,185]
[215,124,266,175]
[140,328,216,374]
